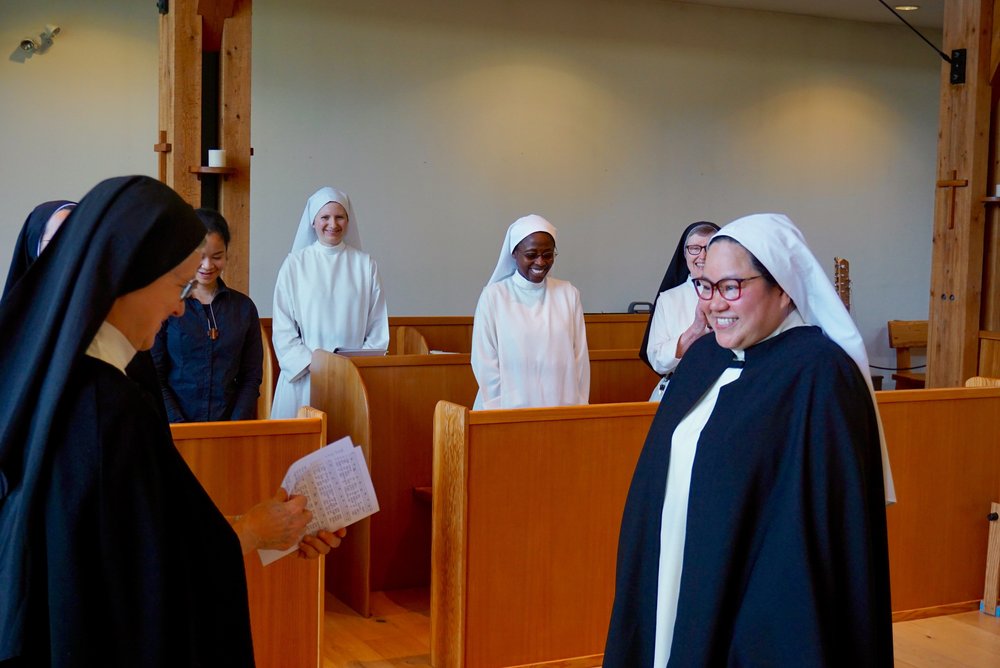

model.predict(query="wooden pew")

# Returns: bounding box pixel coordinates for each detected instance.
[432,401,656,668]
[309,348,656,615]
[590,349,659,403]
[310,351,479,616]
[259,315,652,412]
[431,387,1000,666]
[395,324,431,355]
[583,313,650,349]
[880,387,1000,618]
[171,410,327,668]
[388,316,474,353]
[257,320,276,419]
[385,313,651,354]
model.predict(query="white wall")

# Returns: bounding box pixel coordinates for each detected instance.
[251,0,940,370]
[0,0,941,373]
[0,1,158,221]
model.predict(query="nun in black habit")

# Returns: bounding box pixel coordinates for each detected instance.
[605,213,895,667]
[1,200,76,299]
[0,176,255,666]
[639,222,719,399]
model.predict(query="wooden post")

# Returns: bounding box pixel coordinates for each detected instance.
[927,1,993,387]
[158,0,252,294]
[158,0,202,206]
[218,0,252,294]
[983,502,1000,616]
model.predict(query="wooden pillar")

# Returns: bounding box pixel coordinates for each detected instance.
[927,1,994,387]
[218,0,252,295]
[157,0,252,294]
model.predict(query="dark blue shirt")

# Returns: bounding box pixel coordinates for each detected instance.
[151,279,263,422]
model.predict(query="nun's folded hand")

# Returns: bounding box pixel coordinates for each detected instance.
[298,527,348,559]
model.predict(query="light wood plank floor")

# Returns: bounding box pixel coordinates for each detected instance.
[323,590,1000,667]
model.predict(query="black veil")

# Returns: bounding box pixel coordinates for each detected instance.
[2,200,76,299]
[0,176,205,658]
[638,221,719,369]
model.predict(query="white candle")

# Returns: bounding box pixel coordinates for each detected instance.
[208,149,227,168]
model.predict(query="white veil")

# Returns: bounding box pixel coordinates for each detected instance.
[715,213,895,504]
[290,187,363,253]
[486,214,558,286]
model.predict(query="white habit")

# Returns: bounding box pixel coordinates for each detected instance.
[472,214,589,409]
[270,187,388,419]
[472,272,589,409]
[646,278,700,377]
[271,241,388,418]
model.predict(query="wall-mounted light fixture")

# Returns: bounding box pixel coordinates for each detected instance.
[877,1,964,84]
[10,24,61,63]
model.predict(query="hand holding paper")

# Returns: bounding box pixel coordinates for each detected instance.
[259,436,379,565]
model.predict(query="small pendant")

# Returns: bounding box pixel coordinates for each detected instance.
[208,328,219,340]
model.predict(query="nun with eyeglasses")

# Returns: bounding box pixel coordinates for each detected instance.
[0,177,340,666]
[604,213,895,667]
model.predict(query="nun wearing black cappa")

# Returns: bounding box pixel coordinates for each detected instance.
[1,200,76,299]
[605,214,894,667]
[638,221,719,394]
[0,177,255,667]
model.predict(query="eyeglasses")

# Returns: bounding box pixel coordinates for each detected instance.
[180,278,197,301]
[685,244,708,256]
[516,249,558,262]
[692,275,761,301]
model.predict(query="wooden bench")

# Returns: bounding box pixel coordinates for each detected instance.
[171,409,327,668]
[429,387,1000,666]
[432,401,655,668]
[259,315,652,413]
[887,319,927,389]
[384,313,651,354]
[310,351,479,616]
[308,348,657,615]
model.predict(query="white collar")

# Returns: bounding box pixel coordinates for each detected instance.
[511,270,546,291]
[314,239,347,255]
[84,321,136,374]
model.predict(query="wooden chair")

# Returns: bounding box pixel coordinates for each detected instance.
[965,375,1000,388]
[887,320,927,389]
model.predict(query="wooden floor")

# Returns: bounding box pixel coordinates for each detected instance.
[323,590,1000,667]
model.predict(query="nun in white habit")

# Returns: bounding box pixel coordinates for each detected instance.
[471,214,590,409]
[270,187,389,419]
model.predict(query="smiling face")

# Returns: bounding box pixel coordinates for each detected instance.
[700,238,792,350]
[195,232,227,288]
[513,232,557,283]
[106,249,201,351]
[684,230,713,278]
[312,201,349,246]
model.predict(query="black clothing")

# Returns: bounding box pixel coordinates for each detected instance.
[638,221,718,369]
[22,358,254,666]
[0,176,253,664]
[605,326,892,666]
[152,278,263,422]
[1,200,75,299]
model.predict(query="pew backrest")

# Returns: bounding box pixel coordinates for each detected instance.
[171,413,326,668]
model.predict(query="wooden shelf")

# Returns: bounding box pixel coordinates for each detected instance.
[982,197,1000,203]
[189,166,237,180]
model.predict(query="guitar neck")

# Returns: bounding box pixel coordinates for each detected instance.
[834,257,851,312]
